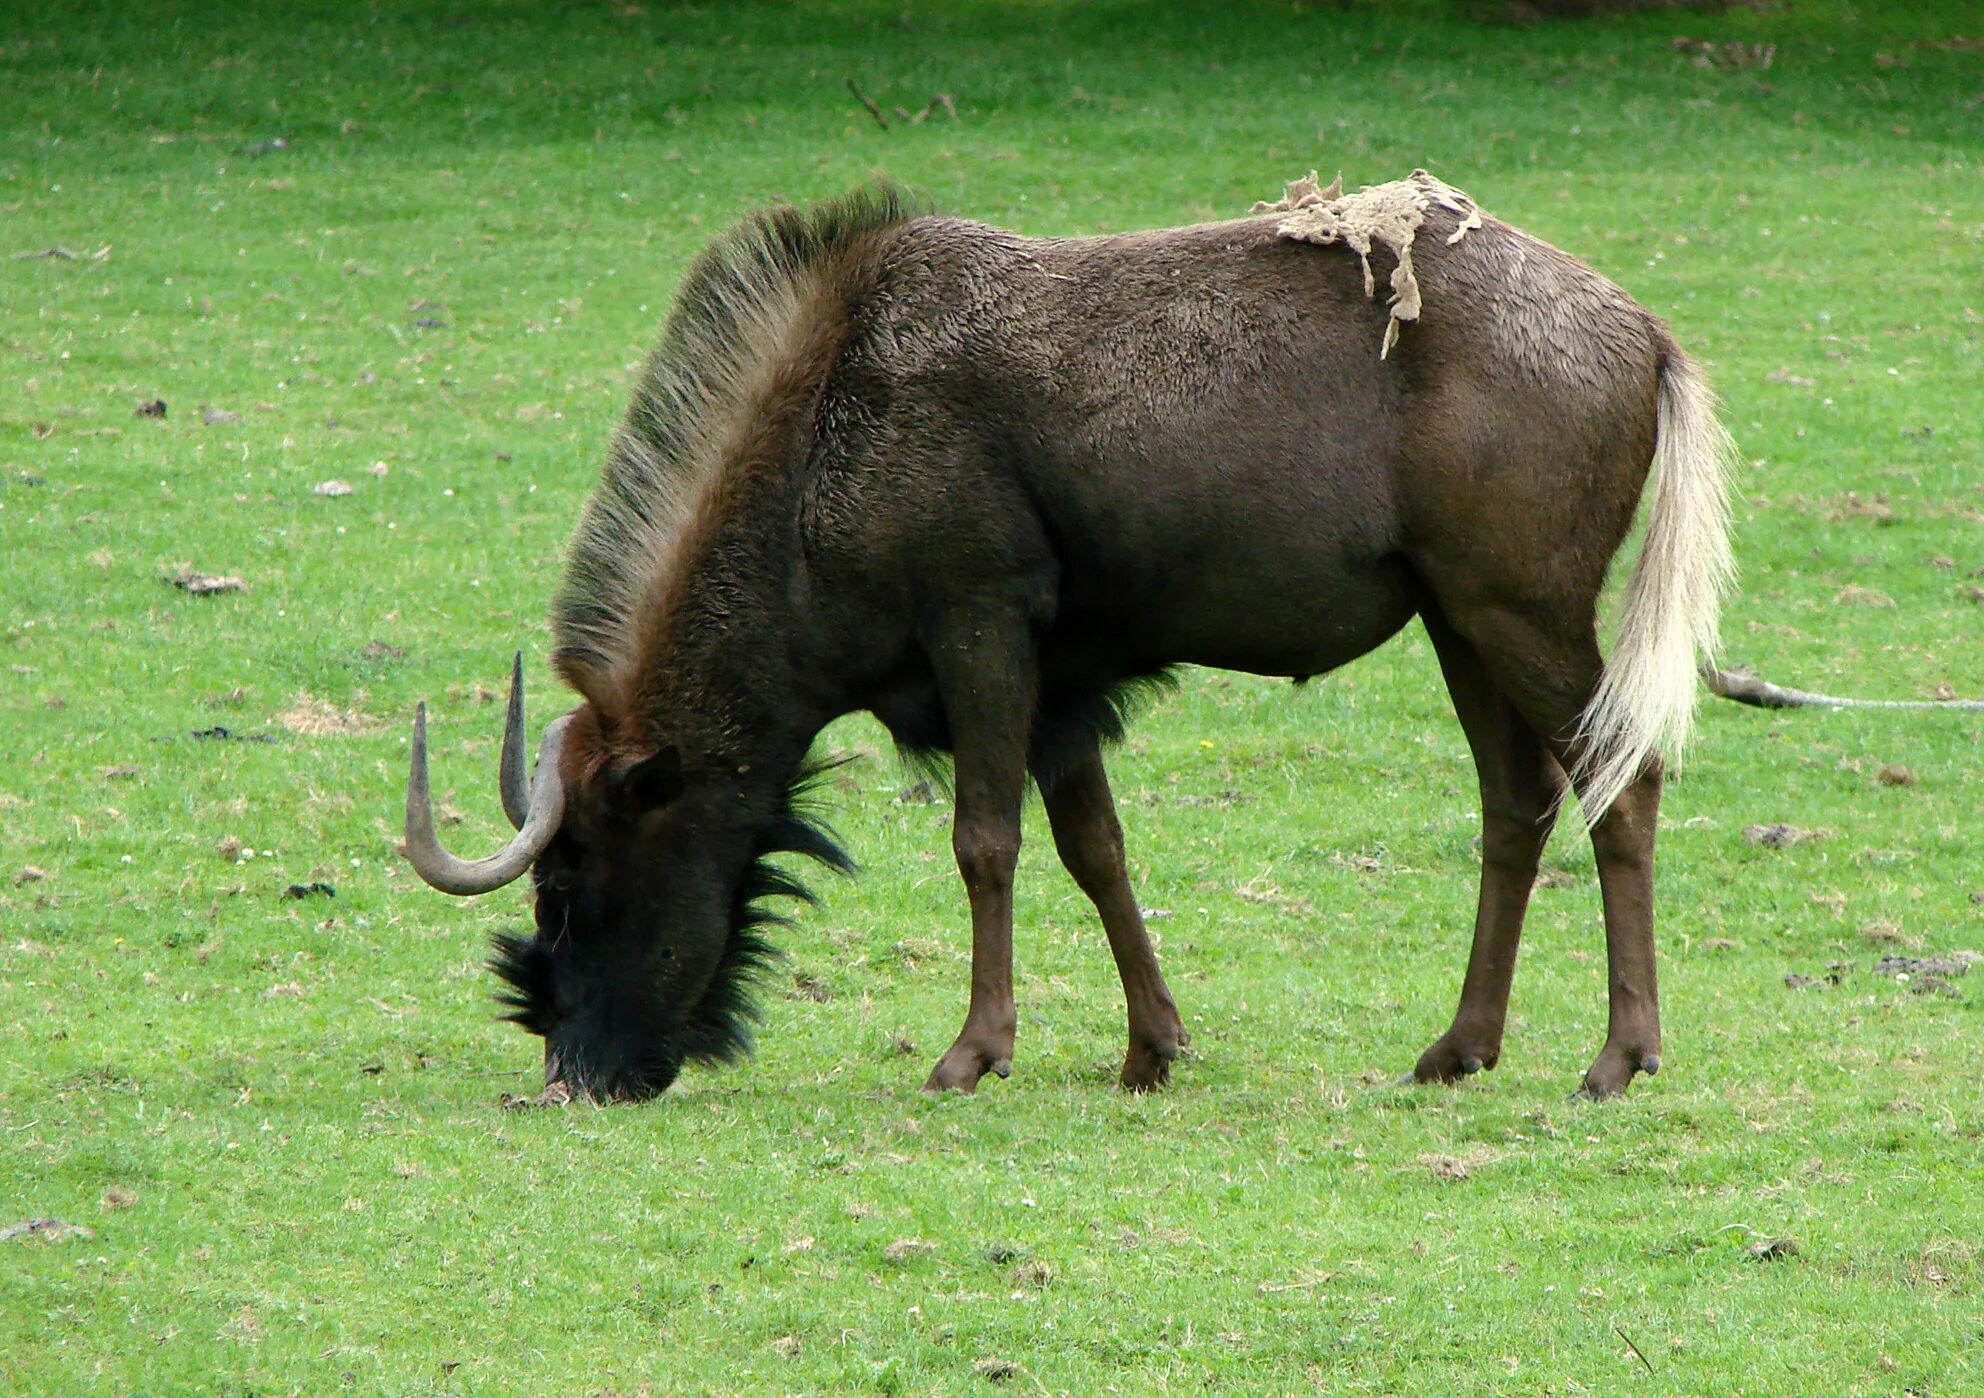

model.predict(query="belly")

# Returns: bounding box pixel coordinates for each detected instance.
[1048,547,1425,681]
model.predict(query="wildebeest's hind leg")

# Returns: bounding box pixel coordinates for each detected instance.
[922,616,1036,1094]
[1409,606,1562,1086]
[1037,737,1188,1091]
[1428,597,1665,1099]
[1571,757,1664,1099]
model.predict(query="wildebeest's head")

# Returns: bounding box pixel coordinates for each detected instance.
[402,658,847,1102]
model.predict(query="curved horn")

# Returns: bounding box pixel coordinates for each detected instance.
[498,652,529,831]
[406,701,570,896]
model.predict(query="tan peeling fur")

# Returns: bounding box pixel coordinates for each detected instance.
[1261,170,1482,358]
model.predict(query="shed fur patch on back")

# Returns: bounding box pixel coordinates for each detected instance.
[1257,169,1482,358]
[551,188,915,715]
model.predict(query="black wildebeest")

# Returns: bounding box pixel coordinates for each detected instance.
[404,174,1734,1104]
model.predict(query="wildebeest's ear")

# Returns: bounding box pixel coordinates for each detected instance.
[609,746,683,818]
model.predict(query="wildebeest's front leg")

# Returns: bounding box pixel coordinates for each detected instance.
[1038,739,1188,1090]
[922,622,1035,1094]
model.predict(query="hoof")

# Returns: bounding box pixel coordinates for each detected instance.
[921,1034,1015,1095]
[1120,1037,1183,1093]
[1577,1041,1661,1100]
[921,1063,982,1096]
[1410,1033,1500,1086]
[1120,1018,1187,1093]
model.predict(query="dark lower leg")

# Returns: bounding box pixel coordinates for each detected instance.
[1414,610,1558,1083]
[1577,762,1664,1098]
[1039,740,1186,1091]
[923,809,1022,1093]
[1413,797,1557,1081]
[922,625,1033,1094]
[1422,592,1668,1097]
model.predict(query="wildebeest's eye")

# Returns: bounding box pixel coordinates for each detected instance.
[533,843,580,895]
[539,867,575,894]
[607,745,684,820]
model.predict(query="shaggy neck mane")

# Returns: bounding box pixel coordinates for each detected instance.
[550,186,914,723]
[525,190,904,1078]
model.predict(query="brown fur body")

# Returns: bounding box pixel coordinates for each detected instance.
[802,210,1660,751]
[444,187,1728,1103]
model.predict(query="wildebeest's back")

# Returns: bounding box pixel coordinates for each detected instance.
[842,214,1424,676]
[826,206,1666,680]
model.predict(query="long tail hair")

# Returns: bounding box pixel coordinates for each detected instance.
[1571,348,1737,825]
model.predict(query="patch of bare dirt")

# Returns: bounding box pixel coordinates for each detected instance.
[1416,1145,1504,1181]
[499,1081,575,1110]
[191,725,276,744]
[1010,1260,1053,1290]
[1833,584,1896,608]
[788,973,831,1003]
[1,1218,95,1243]
[1874,953,1979,979]
[1860,921,1917,948]
[278,692,378,736]
[1909,1238,1978,1290]
[1671,36,1777,68]
[1743,823,1824,849]
[169,570,246,595]
[1829,491,1895,524]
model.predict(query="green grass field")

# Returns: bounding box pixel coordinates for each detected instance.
[4,1,1981,1392]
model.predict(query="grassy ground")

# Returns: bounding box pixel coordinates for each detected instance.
[3,1,1981,1392]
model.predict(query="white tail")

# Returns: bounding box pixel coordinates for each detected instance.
[1570,350,1737,827]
